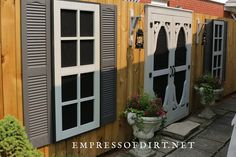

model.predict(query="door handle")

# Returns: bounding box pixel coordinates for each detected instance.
[170,66,173,77]
[173,66,176,74]
[170,66,176,77]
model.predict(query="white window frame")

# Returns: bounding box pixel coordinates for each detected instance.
[212,20,224,80]
[54,0,100,141]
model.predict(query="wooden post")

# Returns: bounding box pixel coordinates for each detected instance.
[127,46,134,98]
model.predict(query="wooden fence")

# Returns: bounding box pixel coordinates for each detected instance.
[0,0,236,156]
[0,0,145,156]
[191,13,236,109]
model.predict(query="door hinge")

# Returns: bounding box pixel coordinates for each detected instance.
[149,72,152,78]
[150,22,153,28]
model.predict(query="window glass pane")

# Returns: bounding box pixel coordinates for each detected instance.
[218,39,222,51]
[61,41,77,67]
[81,72,94,98]
[81,100,94,125]
[214,56,217,68]
[62,75,77,102]
[214,25,218,37]
[154,26,169,70]
[175,27,187,66]
[213,70,217,77]
[174,71,186,104]
[80,40,94,65]
[80,11,94,36]
[61,10,77,37]
[214,39,218,51]
[219,25,222,37]
[153,75,168,101]
[62,104,77,130]
[218,55,222,67]
[217,69,221,78]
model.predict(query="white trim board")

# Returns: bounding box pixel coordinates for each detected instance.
[54,0,100,141]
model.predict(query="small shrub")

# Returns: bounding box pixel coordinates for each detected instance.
[0,116,42,157]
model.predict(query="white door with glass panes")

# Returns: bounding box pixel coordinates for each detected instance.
[144,6,192,125]
[54,1,100,141]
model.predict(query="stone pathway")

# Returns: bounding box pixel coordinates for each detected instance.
[100,94,236,157]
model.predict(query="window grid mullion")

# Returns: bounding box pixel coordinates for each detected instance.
[62,100,78,106]
[77,9,81,127]
[77,73,81,127]
[80,96,95,103]
[61,37,78,40]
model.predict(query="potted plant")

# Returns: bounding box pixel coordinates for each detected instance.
[194,74,223,119]
[212,77,224,101]
[195,74,224,101]
[124,93,166,157]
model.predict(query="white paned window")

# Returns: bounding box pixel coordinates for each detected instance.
[212,21,224,79]
[54,1,100,141]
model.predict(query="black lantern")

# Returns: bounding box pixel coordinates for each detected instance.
[135,29,144,49]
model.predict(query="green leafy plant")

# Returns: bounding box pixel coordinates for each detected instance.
[196,74,223,89]
[198,84,214,105]
[0,116,42,157]
[195,74,221,105]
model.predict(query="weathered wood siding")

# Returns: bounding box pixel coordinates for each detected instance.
[0,1,236,157]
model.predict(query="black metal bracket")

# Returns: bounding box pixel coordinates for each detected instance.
[150,22,153,28]
[149,72,152,78]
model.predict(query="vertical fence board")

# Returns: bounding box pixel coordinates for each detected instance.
[1,0,18,117]
[15,0,23,123]
[0,1,3,119]
[234,23,236,91]
[66,137,79,157]
[55,141,67,157]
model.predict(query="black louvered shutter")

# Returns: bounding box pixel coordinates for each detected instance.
[21,0,51,147]
[100,4,117,126]
[203,20,213,74]
[222,21,228,80]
